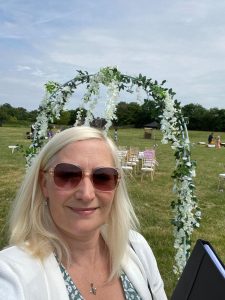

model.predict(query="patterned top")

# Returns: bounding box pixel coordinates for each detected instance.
[58,262,142,300]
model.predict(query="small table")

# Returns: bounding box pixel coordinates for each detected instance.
[8,145,18,154]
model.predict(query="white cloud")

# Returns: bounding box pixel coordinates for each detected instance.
[31,68,45,77]
[17,65,32,72]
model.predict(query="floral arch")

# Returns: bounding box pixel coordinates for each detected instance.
[27,66,201,275]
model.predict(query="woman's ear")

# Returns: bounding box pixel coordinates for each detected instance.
[39,171,49,198]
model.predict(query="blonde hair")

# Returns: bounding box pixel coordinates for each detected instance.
[9,126,139,279]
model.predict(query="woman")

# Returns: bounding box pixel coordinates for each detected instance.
[0,126,167,300]
[215,135,221,149]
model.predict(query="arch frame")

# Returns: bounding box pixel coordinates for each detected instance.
[27,66,201,275]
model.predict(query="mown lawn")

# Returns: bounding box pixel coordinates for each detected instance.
[1,126,225,297]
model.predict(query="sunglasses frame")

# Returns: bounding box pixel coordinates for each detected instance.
[43,163,121,192]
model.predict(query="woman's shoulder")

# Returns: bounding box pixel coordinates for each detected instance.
[129,230,151,249]
[0,245,24,259]
[0,245,36,262]
[0,245,44,276]
[128,231,168,300]
[0,245,58,275]
[1,244,26,255]
[0,245,57,289]
[0,246,63,300]
[128,230,157,266]
[0,245,57,268]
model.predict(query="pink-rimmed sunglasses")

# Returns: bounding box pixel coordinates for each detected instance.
[43,163,120,192]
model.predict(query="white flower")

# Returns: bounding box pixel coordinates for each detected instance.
[104,80,120,132]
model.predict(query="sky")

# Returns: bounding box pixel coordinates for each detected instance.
[1,0,225,113]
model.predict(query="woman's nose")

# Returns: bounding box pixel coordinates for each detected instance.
[75,175,95,201]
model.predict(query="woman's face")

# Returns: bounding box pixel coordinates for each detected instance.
[40,139,117,241]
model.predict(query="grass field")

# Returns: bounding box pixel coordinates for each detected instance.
[1,126,225,297]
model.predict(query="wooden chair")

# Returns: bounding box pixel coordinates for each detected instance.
[126,147,139,175]
[117,150,134,178]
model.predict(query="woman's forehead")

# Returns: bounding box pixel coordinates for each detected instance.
[52,139,114,166]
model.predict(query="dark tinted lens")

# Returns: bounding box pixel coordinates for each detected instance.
[93,168,119,191]
[54,163,82,188]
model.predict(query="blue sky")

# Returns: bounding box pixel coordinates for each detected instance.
[1,0,225,112]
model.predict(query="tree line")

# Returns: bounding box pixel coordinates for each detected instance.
[1,101,225,131]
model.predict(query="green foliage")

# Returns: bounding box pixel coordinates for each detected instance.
[135,99,160,127]
[182,104,225,131]
[53,110,71,125]
[115,102,141,126]
[45,81,60,94]
[1,101,225,131]
[0,103,38,125]
[182,104,207,130]
[67,108,88,126]
[99,66,122,85]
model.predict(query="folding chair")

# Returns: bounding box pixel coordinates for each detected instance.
[141,157,155,181]
[117,150,134,178]
[140,149,158,181]
[126,147,139,175]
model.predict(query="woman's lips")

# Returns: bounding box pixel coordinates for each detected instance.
[69,207,98,216]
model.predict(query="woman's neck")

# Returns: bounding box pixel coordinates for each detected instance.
[62,232,107,267]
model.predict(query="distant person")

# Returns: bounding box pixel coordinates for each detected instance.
[215,135,221,148]
[47,129,54,139]
[30,124,35,133]
[29,123,35,139]
[114,127,118,144]
[208,132,214,144]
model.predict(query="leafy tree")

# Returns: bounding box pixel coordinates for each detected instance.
[0,103,32,123]
[217,109,225,131]
[67,108,88,125]
[207,108,225,131]
[135,99,159,127]
[0,110,8,124]
[182,104,207,130]
[115,101,141,126]
[16,107,29,120]
[1,100,225,132]
[29,110,38,123]
[114,102,127,126]
[125,102,141,125]
[54,110,71,125]
[0,103,14,120]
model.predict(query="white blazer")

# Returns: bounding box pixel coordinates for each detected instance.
[0,232,168,300]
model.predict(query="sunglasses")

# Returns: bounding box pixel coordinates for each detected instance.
[44,163,120,192]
